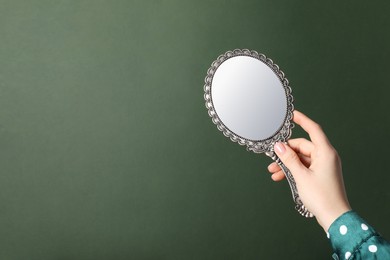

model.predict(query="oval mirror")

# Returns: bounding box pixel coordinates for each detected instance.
[204,49,313,217]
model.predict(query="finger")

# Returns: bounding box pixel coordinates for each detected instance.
[269,154,310,174]
[269,154,310,180]
[271,171,285,181]
[287,138,314,157]
[298,153,311,168]
[274,142,307,180]
[267,162,281,173]
[293,110,330,146]
[268,152,311,171]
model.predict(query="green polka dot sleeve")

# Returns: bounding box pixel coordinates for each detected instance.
[327,211,390,259]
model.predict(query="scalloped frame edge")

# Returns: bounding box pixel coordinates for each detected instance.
[204,49,294,154]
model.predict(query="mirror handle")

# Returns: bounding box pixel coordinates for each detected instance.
[266,151,314,218]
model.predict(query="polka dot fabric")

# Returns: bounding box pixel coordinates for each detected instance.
[328,211,390,259]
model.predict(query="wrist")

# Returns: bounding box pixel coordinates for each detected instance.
[317,204,352,231]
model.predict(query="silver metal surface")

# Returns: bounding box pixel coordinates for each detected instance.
[204,49,313,218]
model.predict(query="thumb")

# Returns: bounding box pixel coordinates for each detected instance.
[274,142,306,179]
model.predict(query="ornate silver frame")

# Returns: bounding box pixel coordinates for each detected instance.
[204,49,313,218]
[204,49,294,153]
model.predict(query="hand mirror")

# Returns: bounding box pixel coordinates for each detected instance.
[204,49,313,218]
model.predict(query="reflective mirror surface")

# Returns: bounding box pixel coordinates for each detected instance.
[211,56,287,141]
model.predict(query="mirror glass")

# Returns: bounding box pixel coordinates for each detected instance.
[211,55,287,141]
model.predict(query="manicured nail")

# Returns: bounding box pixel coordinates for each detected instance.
[274,142,286,154]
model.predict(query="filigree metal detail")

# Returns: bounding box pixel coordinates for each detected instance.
[204,49,314,218]
[204,49,294,153]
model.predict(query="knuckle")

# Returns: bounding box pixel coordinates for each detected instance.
[312,122,323,132]
[284,150,299,163]
[333,150,341,163]
[325,147,340,161]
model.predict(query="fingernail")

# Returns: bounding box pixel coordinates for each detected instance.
[274,142,286,154]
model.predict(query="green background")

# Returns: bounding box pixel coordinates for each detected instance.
[1,1,390,259]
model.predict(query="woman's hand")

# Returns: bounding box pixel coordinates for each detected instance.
[267,110,351,231]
